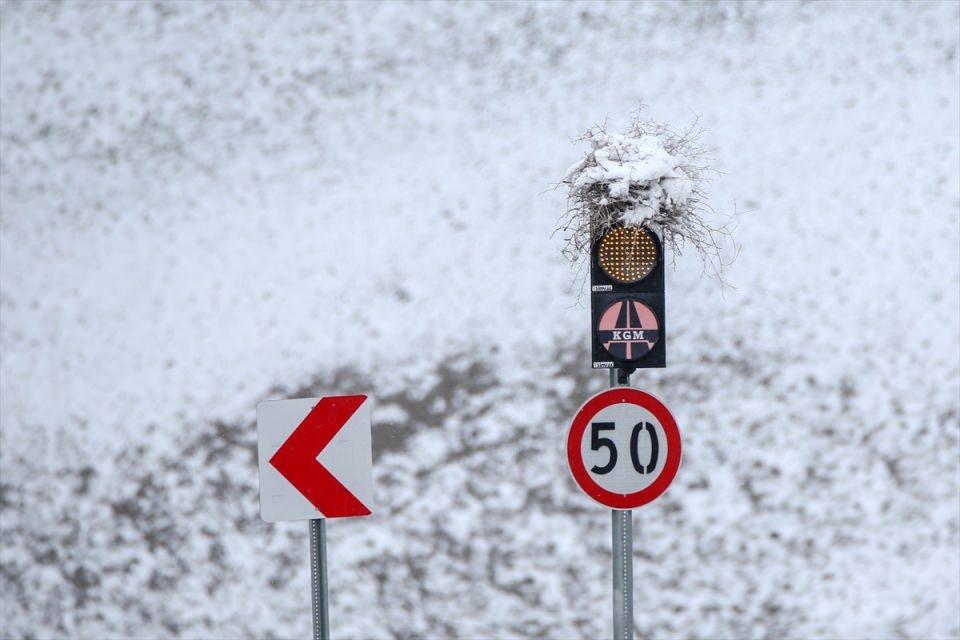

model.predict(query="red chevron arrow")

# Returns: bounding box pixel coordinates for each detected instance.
[269,395,371,517]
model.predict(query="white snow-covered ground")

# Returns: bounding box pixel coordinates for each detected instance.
[1,2,958,639]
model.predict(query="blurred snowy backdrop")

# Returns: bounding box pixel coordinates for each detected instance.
[1,2,958,639]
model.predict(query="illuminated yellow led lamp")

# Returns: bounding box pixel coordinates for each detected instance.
[597,226,659,283]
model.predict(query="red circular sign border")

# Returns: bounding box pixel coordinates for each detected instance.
[566,387,681,509]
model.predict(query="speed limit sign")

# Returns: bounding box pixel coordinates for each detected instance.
[567,387,681,509]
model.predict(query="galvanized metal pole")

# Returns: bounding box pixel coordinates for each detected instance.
[610,369,634,640]
[612,508,634,640]
[309,518,330,640]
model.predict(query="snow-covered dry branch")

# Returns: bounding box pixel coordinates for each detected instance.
[559,111,731,279]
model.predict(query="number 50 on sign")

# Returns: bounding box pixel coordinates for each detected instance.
[567,388,681,509]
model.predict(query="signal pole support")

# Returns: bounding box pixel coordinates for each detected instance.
[609,369,634,640]
[310,519,330,640]
[578,222,676,640]
[612,509,634,640]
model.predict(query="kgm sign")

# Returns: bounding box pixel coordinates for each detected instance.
[596,299,660,361]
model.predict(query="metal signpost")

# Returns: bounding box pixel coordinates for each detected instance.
[567,223,681,639]
[610,369,633,640]
[257,395,375,640]
[612,506,633,640]
[310,519,330,640]
[566,381,682,639]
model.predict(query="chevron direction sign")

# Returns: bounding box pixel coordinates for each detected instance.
[257,395,374,523]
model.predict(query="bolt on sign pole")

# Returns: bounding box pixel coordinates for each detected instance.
[257,396,375,640]
[609,369,634,640]
[310,519,331,640]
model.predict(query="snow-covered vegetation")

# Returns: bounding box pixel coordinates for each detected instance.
[1,2,958,639]
[561,115,721,274]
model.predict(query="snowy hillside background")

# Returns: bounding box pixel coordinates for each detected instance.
[2,2,958,639]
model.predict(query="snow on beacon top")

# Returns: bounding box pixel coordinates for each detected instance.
[559,112,725,280]
[566,132,689,209]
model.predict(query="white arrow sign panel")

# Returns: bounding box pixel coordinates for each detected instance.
[257,395,374,523]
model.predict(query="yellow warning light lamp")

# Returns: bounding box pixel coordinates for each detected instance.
[597,226,659,284]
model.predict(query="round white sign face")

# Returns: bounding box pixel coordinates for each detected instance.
[578,401,668,496]
[567,388,681,509]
